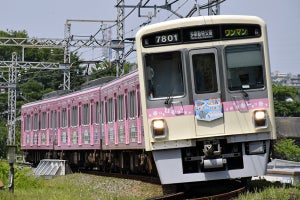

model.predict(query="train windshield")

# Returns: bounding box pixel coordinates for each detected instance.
[225,44,264,91]
[145,51,184,99]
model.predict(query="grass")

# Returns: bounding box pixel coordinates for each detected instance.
[1,161,300,200]
[236,179,300,200]
[0,161,162,200]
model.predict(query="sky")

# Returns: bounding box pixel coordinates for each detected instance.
[0,0,299,74]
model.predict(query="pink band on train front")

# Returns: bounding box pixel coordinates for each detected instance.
[147,98,269,119]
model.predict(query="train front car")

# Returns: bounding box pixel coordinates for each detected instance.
[136,15,276,185]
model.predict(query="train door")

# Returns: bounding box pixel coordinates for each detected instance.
[189,48,225,137]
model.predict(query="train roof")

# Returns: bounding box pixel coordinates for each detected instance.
[136,15,265,37]
[21,70,138,109]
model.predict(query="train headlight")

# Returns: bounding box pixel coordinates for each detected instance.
[151,119,167,138]
[254,110,268,128]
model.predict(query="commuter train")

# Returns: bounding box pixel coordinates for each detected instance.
[21,15,276,188]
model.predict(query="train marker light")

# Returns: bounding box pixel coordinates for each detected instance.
[152,119,166,138]
[254,110,267,128]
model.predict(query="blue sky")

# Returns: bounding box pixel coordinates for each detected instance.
[0,0,299,74]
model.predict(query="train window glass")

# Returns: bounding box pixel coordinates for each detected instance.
[101,101,104,124]
[33,113,38,130]
[114,97,117,122]
[95,102,100,124]
[84,131,90,144]
[33,133,38,145]
[117,95,124,121]
[41,133,46,145]
[225,44,264,90]
[192,53,218,93]
[41,112,46,129]
[145,51,184,99]
[71,106,78,126]
[108,98,113,123]
[129,91,136,118]
[25,114,31,131]
[50,110,57,129]
[82,103,90,125]
[61,108,67,128]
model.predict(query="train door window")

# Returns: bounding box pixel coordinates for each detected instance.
[71,106,78,126]
[129,91,136,119]
[108,98,113,123]
[25,114,31,131]
[225,44,264,90]
[82,103,90,125]
[145,51,184,99]
[33,113,39,130]
[95,102,100,124]
[192,53,218,94]
[61,108,67,128]
[117,94,124,121]
[41,112,46,130]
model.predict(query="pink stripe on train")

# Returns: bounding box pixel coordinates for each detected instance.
[146,98,270,119]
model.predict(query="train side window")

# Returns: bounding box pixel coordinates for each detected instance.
[129,91,136,119]
[71,106,78,126]
[100,101,104,124]
[95,102,100,124]
[50,110,57,129]
[108,98,113,123]
[33,113,39,131]
[25,114,31,131]
[117,94,124,121]
[41,112,46,130]
[61,108,67,128]
[225,44,264,90]
[82,103,90,125]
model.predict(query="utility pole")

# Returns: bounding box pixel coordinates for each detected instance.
[208,0,220,15]
[116,0,125,77]
[7,52,17,193]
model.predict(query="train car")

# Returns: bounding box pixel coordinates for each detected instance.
[21,73,153,173]
[135,15,276,186]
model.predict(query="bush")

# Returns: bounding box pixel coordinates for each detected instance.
[274,139,300,161]
[0,160,42,189]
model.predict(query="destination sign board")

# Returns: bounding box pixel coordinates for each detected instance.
[142,24,261,47]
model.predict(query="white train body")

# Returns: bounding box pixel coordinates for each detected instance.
[136,15,276,184]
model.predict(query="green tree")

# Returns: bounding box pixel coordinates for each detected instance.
[274,139,300,161]
[272,85,300,116]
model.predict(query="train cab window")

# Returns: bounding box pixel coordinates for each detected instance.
[225,44,264,91]
[71,106,78,126]
[82,103,90,125]
[145,51,184,99]
[192,53,218,93]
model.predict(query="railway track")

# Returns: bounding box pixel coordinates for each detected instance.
[79,169,161,185]
[81,170,245,200]
[148,186,245,200]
